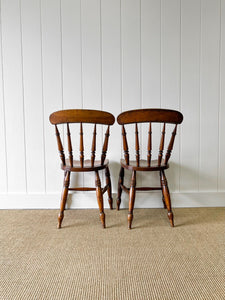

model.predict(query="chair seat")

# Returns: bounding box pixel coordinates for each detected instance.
[61,159,109,172]
[120,159,169,171]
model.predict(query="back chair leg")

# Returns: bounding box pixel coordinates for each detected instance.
[105,166,113,209]
[117,167,124,210]
[58,171,70,229]
[160,170,174,227]
[95,171,106,228]
[128,170,136,229]
[159,171,167,209]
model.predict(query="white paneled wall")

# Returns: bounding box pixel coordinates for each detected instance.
[0,0,224,208]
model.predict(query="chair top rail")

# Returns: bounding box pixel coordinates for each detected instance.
[50,109,115,125]
[117,108,183,125]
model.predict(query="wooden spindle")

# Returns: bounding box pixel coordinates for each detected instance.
[67,123,73,167]
[80,122,84,167]
[147,122,152,166]
[135,123,140,166]
[122,125,129,165]
[164,124,177,164]
[91,124,97,167]
[101,125,110,165]
[158,123,166,166]
[55,125,65,166]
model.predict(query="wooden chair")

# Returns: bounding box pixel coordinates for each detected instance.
[116,109,183,229]
[49,109,115,229]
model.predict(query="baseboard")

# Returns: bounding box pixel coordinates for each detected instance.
[0,191,224,209]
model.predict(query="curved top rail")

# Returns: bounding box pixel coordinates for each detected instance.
[50,109,115,125]
[117,109,183,125]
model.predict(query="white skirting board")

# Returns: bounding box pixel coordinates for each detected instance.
[0,192,224,209]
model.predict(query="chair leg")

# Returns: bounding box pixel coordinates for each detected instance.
[117,167,124,210]
[128,170,136,229]
[105,166,113,209]
[159,171,167,209]
[95,171,105,228]
[58,171,70,229]
[160,170,174,227]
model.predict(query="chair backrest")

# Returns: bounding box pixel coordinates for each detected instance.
[117,109,183,166]
[49,109,115,167]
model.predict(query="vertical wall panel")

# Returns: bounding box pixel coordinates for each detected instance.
[218,0,225,190]
[161,0,181,191]
[199,0,220,191]
[41,0,63,192]
[1,0,26,192]
[61,0,82,109]
[81,0,101,109]
[121,0,141,110]
[180,0,201,191]
[101,0,121,191]
[141,0,161,107]
[0,4,7,193]
[21,0,45,193]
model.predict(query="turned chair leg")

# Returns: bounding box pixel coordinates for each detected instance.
[159,171,167,209]
[58,171,70,229]
[105,166,113,209]
[95,171,105,228]
[117,167,124,210]
[160,170,174,227]
[128,170,136,229]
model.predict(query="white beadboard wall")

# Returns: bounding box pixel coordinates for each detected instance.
[0,0,224,209]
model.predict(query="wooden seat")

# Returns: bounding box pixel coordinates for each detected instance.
[117,108,183,229]
[49,109,115,229]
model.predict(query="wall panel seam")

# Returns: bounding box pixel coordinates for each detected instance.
[19,0,28,193]
[198,0,202,192]
[39,0,47,193]
[217,0,222,191]
[0,0,8,192]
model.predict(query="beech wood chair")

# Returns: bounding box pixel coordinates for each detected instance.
[49,109,115,229]
[117,108,183,229]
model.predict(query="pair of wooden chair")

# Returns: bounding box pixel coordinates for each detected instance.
[49,109,183,229]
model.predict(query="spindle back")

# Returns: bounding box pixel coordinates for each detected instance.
[50,109,115,168]
[117,109,183,167]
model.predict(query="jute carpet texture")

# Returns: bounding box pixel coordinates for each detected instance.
[1,208,224,299]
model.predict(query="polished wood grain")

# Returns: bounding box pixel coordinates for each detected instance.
[117,108,183,125]
[117,108,183,229]
[50,109,115,125]
[50,109,115,229]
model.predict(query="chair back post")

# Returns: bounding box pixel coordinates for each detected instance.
[158,123,166,166]
[55,125,65,166]
[122,125,129,165]
[164,124,177,165]
[101,125,110,165]
[79,122,84,167]
[91,124,97,167]
[135,123,140,167]
[147,122,152,166]
[67,123,73,167]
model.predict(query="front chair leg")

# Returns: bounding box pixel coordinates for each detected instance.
[160,170,174,227]
[117,167,124,210]
[105,166,113,209]
[95,171,105,228]
[58,171,70,229]
[159,171,167,209]
[128,170,136,229]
